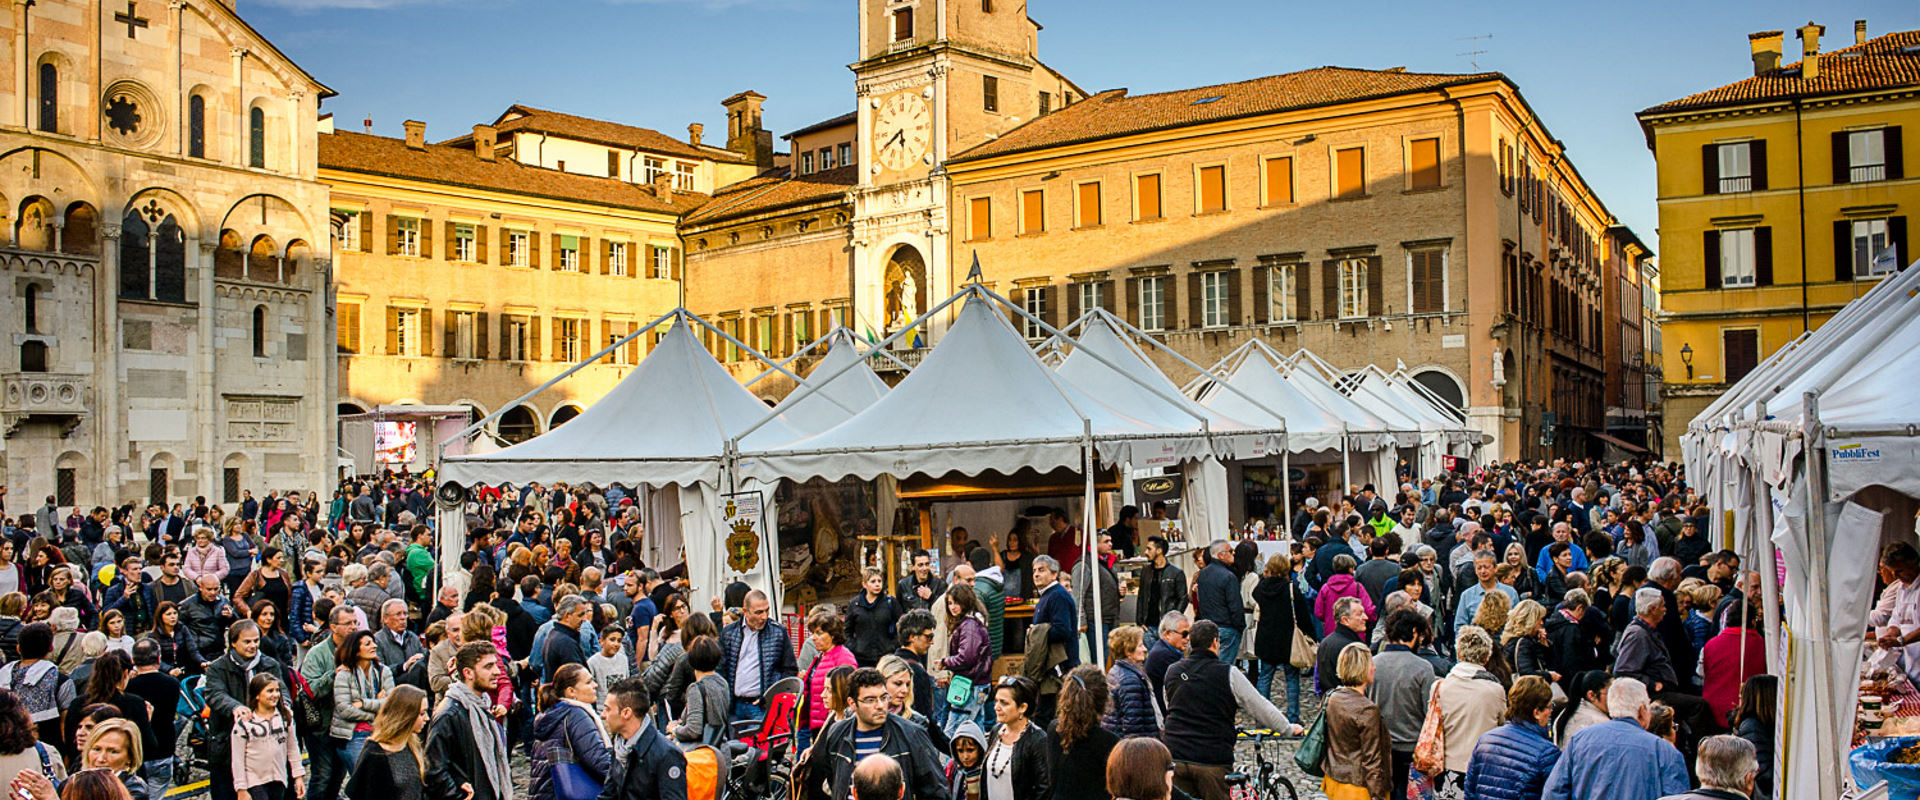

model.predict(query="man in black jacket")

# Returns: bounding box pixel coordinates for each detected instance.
[180,575,235,662]
[375,598,429,690]
[598,677,687,800]
[1145,611,1189,705]
[1163,621,1294,800]
[894,551,946,614]
[541,595,590,682]
[813,669,948,800]
[1315,597,1368,695]
[427,643,513,800]
[203,620,282,800]
[1193,541,1245,659]
[1134,536,1187,627]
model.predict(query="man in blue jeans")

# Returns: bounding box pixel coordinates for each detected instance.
[301,606,358,800]
[719,590,797,723]
[1194,540,1246,662]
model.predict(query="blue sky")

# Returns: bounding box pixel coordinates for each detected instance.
[247,0,1914,254]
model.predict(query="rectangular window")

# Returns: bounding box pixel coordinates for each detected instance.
[723,318,742,362]
[1267,264,1295,322]
[149,469,167,507]
[1020,286,1047,339]
[983,75,999,112]
[555,318,583,362]
[1718,142,1753,192]
[1409,137,1441,189]
[1853,218,1896,278]
[1339,258,1367,318]
[609,241,629,277]
[1076,182,1101,228]
[1076,281,1105,314]
[223,467,240,504]
[504,317,531,361]
[1336,147,1366,198]
[1136,174,1162,221]
[791,309,813,351]
[1723,328,1760,383]
[801,152,815,174]
[1138,276,1166,331]
[507,231,530,267]
[393,308,421,356]
[893,7,913,41]
[675,161,696,191]
[338,211,361,251]
[453,223,476,262]
[837,143,852,168]
[1197,165,1226,213]
[396,217,421,257]
[1200,271,1229,327]
[606,321,637,366]
[1851,129,1888,183]
[336,301,361,354]
[1719,228,1757,287]
[1021,189,1044,234]
[1410,249,1446,313]
[644,156,667,184]
[558,235,581,271]
[652,246,673,279]
[1039,92,1052,115]
[969,197,992,240]
[452,311,477,359]
[1263,157,1293,206]
[819,147,835,170]
[55,467,75,507]
[607,151,621,178]
[756,315,774,354]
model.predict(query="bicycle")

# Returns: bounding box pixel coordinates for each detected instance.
[1224,728,1300,800]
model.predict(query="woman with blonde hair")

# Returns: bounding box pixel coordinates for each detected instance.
[1102,625,1161,739]
[80,718,147,800]
[343,685,428,800]
[1431,626,1507,797]
[1502,600,1556,685]
[1321,642,1388,800]
[877,654,946,749]
[1472,590,1514,687]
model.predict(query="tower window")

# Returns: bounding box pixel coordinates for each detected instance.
[249,107,266,168]
[36,62,57,133]
[983,75,999,113]
[188,95,206,158]
[252,305,267,358]
[892,7,913,42]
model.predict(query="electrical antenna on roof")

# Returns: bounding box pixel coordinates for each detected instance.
[1457,34,1493,70]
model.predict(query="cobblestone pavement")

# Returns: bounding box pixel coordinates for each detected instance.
[1237,678,1328,800]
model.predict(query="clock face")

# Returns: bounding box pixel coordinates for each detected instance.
[872,92,930,173]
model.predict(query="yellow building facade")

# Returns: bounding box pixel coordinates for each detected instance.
[1639,22,1919,455]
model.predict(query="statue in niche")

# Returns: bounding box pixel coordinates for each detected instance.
[883,249,924,331]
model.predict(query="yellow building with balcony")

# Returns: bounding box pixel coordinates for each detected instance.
[1639,21,1920,455]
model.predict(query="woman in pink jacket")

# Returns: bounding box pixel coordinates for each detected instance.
[184,526,230,585]
[798,604,857,750]
[1312,553,1376,637]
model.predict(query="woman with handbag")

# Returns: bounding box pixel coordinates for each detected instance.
[343,685,427,800]
[529,664,613,800]
[1321,642,1389,800]
[1251,553,1316,724]
[938,583,993,733]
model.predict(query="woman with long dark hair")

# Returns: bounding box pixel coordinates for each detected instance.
[983,675,1050,800]
[236,548,293,624]
[44,567,93,631]
[462,564,496,612]
[0,690,65,791]
[343,685,427,800]
[148,602,194,676]
[1045,664,1115,800]
[1104,737,1172,800]
[1001,522,1034,598]
[329,630,394,764]
[61,651,154,767]
[529,664,612,800]
[251,602,297,680]
[1733,675,1778,800]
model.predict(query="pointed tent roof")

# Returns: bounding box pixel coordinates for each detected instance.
[1056,314,1283,459]
[440,317,804,487]
[1191,344,1347,453]
[738,291,1211,482]
[1347,367,1448,433]
[772,332,891,436]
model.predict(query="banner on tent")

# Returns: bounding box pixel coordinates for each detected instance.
[722,490,766,574]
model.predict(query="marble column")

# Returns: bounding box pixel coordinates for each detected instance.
[196,239,215,505]
[98,225,122,499]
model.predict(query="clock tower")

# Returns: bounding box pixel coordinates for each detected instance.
[849,0,1081,342]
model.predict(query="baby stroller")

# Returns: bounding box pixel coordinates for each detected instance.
[174,675,213,784]
[724,676,802,800]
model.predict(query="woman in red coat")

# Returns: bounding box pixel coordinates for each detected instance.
[1701,600,1766,728]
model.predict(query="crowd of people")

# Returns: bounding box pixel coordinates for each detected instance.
[0,457,1793,800]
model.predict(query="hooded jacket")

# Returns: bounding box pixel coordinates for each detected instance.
[945,719,988,800]
[1311,573,1375,638]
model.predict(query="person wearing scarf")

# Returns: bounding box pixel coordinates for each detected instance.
[426,642,511,800]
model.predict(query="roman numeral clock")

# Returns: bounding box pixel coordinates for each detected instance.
[871,90,931,173]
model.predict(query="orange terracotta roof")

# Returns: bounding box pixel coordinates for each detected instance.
[440,104,750,164]
[1640,29,1920,115]
[683,165,856,226]
[951,66,1501,162]
[785,111,857,141]
[318,130,709,215]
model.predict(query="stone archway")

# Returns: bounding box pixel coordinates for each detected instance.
[1412,368,1466,412]
[881,244,927,333]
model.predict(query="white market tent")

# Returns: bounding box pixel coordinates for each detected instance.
[1345,364,1483,477]
[764,330,893,436]
[1681,263,1920,800]
[435,311,812,611]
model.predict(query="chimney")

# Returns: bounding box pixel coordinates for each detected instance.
[652,172,674,202]
[721,91,775,171]
[472,124,497,162]
[688,123,704,148]
[1749,31,1783,76]
[1857,19,1868,46]
[1799,21,1826,80]
[363,115,373,134]
[403,120,426,150]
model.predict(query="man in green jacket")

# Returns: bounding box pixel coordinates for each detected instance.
[301,605,357,800]
[405,524,436,602]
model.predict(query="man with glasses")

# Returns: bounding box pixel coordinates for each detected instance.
[1146,611,1190,705]
[892,610,937,719]
[811,668,947,800]
[377,598,430,690]
[303,605,360,800]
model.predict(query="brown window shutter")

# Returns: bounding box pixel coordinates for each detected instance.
[600,239,611,275]
[1888,127,1906,180]
[419,218,434,259]
[498,316,511,360]
[529,316,543,360]
[1833,131,1851,184]
[1755,227,1774,286]
[1198,166,1225,213]
[1293,264,1310,321]
[476,226,489,264]
[529,233,542,269]
[1893,216,1910,269]
[444,310,456,357]
[418,310,433,357]
[355,213,371,252]
[550,234,563,270]
[1410,138,1441,188]
[1138,174,1161,220]
[1701,144,1720,195]
[817,308,832,337]
[1022,190,1044,234]
[1321,260,1339,320]
[1750,140,1769,191]
[1225,268,1241,325]
[1077,182,1100,227]
[671,248,683,281]
[1704,231,1723,289]
[1066,281,1082,321]
[1252,265,1270,323]
[476,312,490,360]
[444,222,456,259]
[1336,148,1365,197]
[1099,280,1114,312]
[385,306,400,355]
[1044,285,1062,330]
[1186,271,1202,329]
[385,215,400,256]
[1366,256,1384,316]
[1007,286,1025,329]
[1426,252,1445,312]
[1125,277,1139,326]
[969,197,991,240]
[627,243,639,279]
[1265,157,1292,206]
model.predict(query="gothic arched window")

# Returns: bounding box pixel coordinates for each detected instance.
[36,63,57,133]
[188,95,206,159]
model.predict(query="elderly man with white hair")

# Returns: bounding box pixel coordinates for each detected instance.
[1617,584,1722,748]
[374,597,429,690]
[1542,677,1687,800]
[1659,735,1762,800]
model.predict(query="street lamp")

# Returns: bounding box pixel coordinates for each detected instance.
[1680,343,1693,380]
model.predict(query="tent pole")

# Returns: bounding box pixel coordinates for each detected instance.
[1800,391,1840,800]
[1341,429,1352,506]
[1084,424,1105,666]
[1281,448,1292,539]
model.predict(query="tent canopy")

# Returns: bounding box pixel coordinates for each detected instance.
[1056,314,1283,460]
[439,316,804,488]
[1192,345,1347,454]
[738,290,1212,483]
[769,330,892,436]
